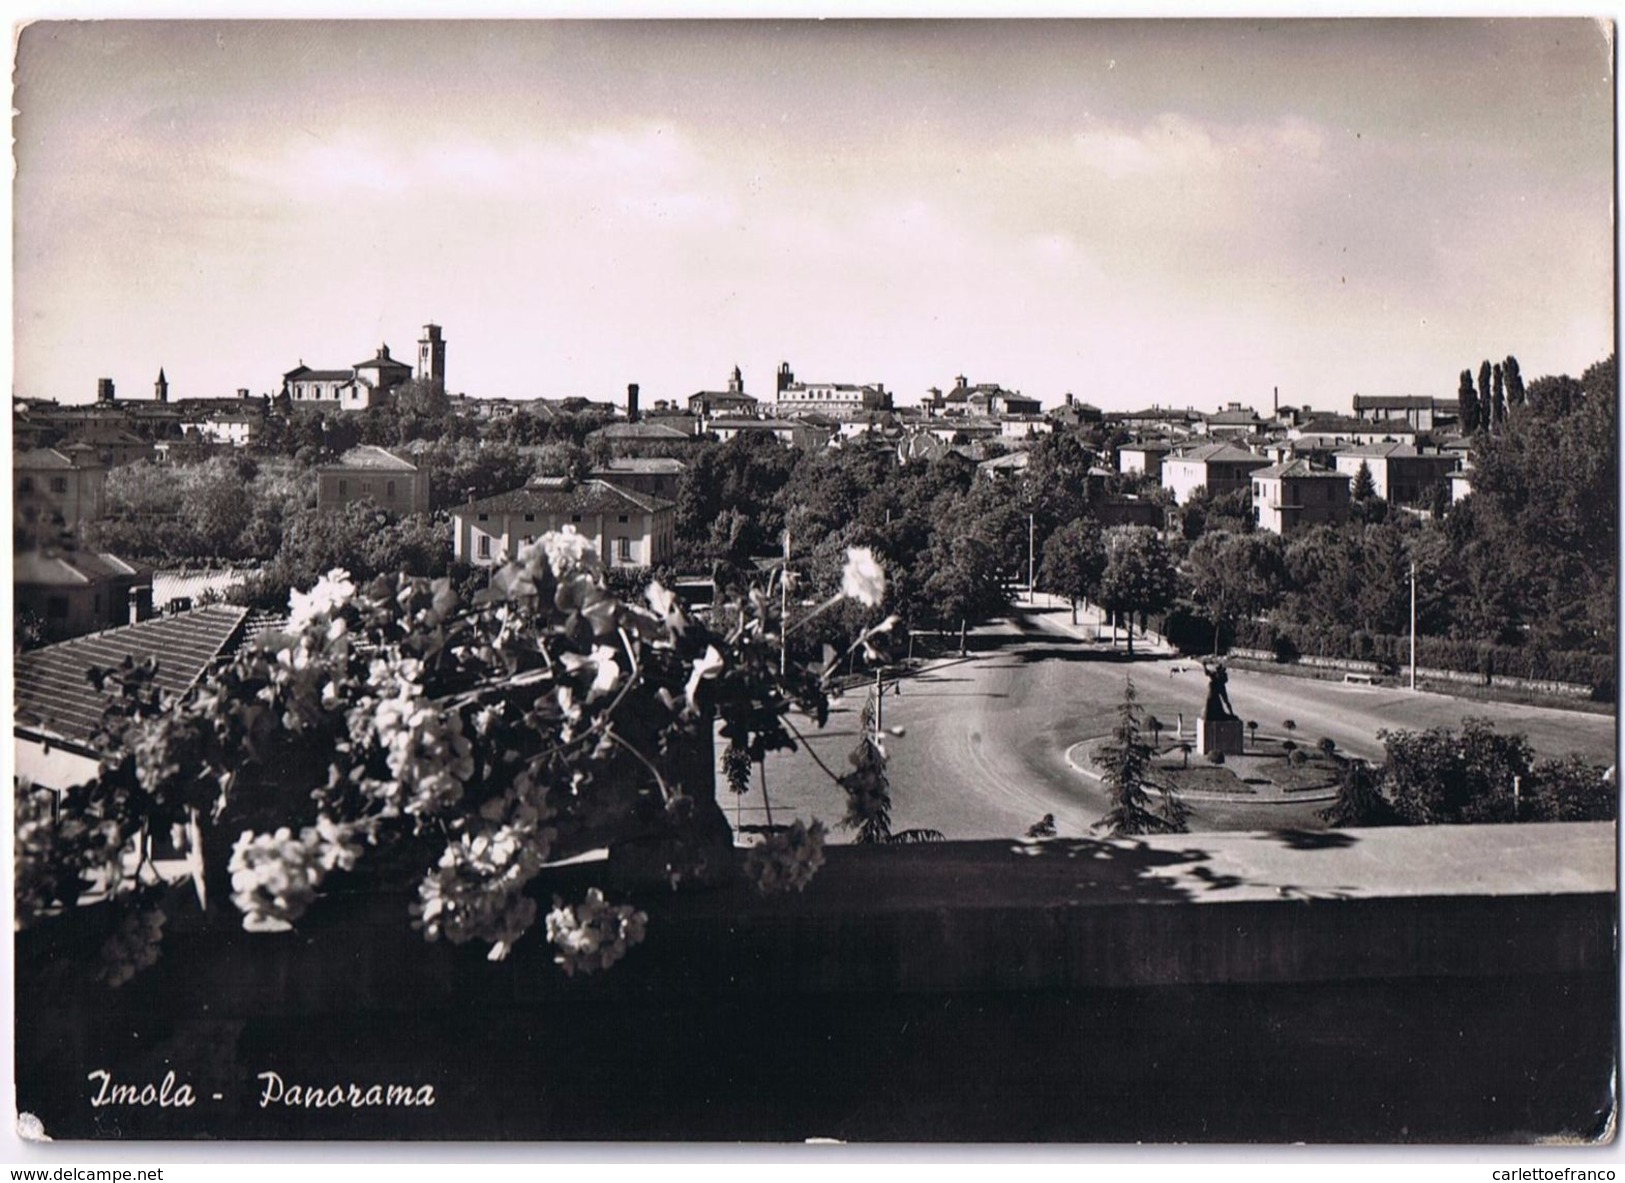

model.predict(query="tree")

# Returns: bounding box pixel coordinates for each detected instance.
[1096,527,1177,655]
[1095,678,1186,836]
[1184,530,1287,654]
[1503,355,1525,409]
[1037,515,1107,623]
[1246,720,1258,749]
[1457,369,1481,433]
[1319,759,1400,828]
[919,530,1008,654]
[1379,717,1533,825]
[1477,360,1493,431]
[1350,460,1376,501]
[1491,362,1506,427]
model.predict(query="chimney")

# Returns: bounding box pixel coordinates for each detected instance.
[128,585,153,624]
[1065,392,1074,406]
[626,382,640,423]
[97,378,116,404]
[237,388,250,400]
[1273,385,1279,415]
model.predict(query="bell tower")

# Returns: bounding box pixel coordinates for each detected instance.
[417,323,446,385]
[154,368,169,404]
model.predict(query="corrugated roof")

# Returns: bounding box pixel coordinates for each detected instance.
[14,604,249,745]
[459,478,674,518]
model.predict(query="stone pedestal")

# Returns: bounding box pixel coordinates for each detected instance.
[1197,716,1245,757]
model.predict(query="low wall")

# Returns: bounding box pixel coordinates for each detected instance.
[1229,647,1595,698]
[15,825,1616,1143]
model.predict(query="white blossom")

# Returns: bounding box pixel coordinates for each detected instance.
[841,548,886,607]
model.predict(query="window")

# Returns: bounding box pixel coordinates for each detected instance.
[477,513,489,522]
[18,477,33,494]
[338,479,348,497]
[618,537,632,561]
[386,480,396,500]
[570,514,582,524]
[477,536,491,559]
[361,481,372,496]
[50,477,68,494]
[523,513,535,523]
[617,514,629,524]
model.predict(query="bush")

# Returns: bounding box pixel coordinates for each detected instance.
[1317,737,1337,755]
[1288,749,1309,767]
[1205,750,1226,765]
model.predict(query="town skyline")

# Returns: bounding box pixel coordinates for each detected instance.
[14,19,1615,410]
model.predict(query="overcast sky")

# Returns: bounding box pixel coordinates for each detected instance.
[12,19,1616,412]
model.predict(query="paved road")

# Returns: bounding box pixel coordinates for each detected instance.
[737,603,1617,842]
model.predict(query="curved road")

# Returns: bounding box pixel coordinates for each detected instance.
[745,605,1616,842]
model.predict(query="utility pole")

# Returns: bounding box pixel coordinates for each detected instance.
[1409,560,1417,691]
[780,528,790,676]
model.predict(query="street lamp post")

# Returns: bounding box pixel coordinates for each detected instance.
[1409,560,1417,691]
[1028,513,1036,604]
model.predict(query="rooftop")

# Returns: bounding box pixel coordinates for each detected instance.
[15,550,147,587]
[14,447,86,471]
[589,421,695,440]
[1170,442,1267,464]
[319,445,419,473]
[14,603,251,745]
[461,478,674,518]
[590,457,689,474]
[1253,459,1349,480]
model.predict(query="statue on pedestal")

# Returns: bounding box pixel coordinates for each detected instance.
[1202,661,1236,722]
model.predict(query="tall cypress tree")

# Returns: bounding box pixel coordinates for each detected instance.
[1457,369,1480,432]
[1477,360,1493,430]
[1351,460,1376,501]
[1492,363,1506,427]
[1504,355,1525,408]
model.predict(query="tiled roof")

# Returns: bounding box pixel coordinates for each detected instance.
[1170,443,1267,464]
[459,478,674,518]
[320,445,418,472]
[1333,442,1419,459]
[589,422,694,440]
[14,448,81,471]
[1253,459,1348,480]
[285,367,356,382]
[1204,409,1261,425]
[14,604,249,745]
[1352,395,1432,410]
[15,550,148,587]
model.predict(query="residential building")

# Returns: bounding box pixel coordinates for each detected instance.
[15,548,152,642]
[1198,403,1264,437]
[61,424,156,467]
[1332,443,1461,505]
[1289,415,1420,448]
[14,448,107,541]
[774,361,891,413]
[181,407,263,448]
[1351,394,1457,433]
[709,417,833,450]
[316,445,431,513]
[1251,460,1351,535]
[588,457,688,501]
[1161,442,1272,505]
[1117,442,1171,480]
[587,420,700,456]
[452,480,675,568]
